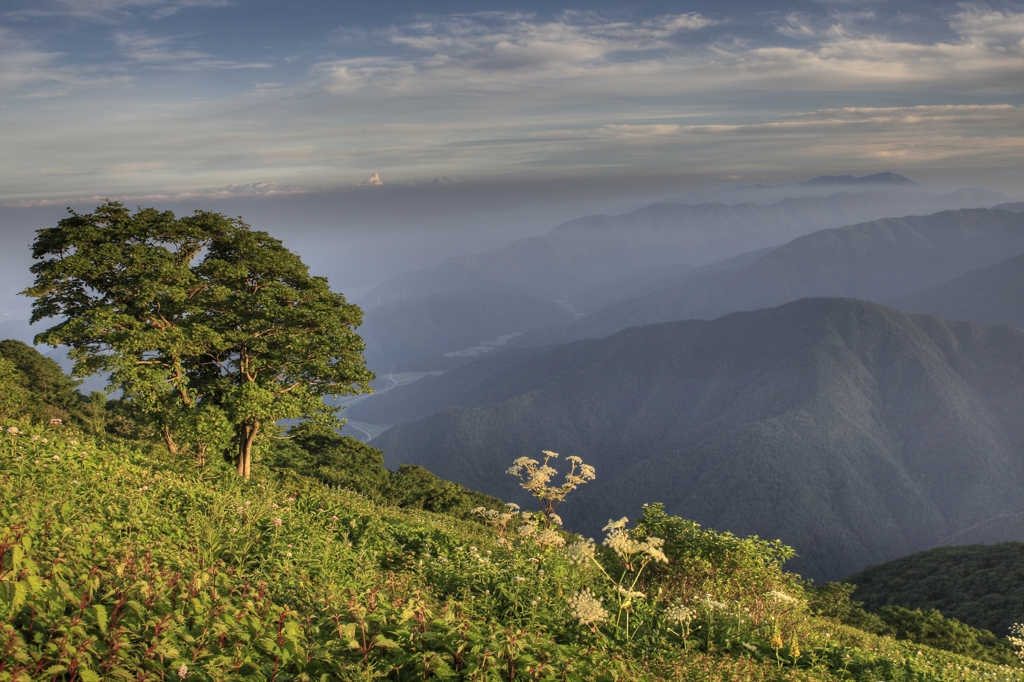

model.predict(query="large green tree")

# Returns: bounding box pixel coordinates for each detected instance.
[23,202,373,477]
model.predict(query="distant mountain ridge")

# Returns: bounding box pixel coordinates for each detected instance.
[510,208,1024,349]
[362,187,1012,310]
[367,298,1024,581]
[896,253,1024,331]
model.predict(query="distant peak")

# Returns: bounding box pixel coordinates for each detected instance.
[806,172,916,186]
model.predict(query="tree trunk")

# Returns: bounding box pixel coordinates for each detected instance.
[237,418,260,479]
[162,424,179,455]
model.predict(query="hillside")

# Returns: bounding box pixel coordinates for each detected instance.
[895,254,1024,330]
[846,543,1024,638]
[368,298,1024,581]
[5,391,1024,680]
[512,208,1024,348]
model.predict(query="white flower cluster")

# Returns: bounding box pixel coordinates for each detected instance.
[1009,623,1024,663]
[506,450,596,507]
[568,588,608,626]
[536,528,566,549]
[564,538,596,565]
[767,590,800,606]
[665,601,695,626]
[617,585,645,600]
[601,518,668,564]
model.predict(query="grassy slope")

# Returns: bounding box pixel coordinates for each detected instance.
[3,421,1023,681]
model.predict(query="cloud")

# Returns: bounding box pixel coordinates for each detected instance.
[39,0,231,20]
[114,31,270,70]
[3,181,308,208]
[356,172,383,186]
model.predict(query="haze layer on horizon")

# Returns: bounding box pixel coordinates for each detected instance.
[3,0,1024,206]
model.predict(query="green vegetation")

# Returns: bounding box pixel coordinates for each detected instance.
[23,202,373,478]
[813,583,1018,666]
[3,419,1022,679]
[845,544,1024,638]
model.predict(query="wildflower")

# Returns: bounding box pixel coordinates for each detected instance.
[271,503,280,509]
[517,519,538,537]
[287,544,293,548]
[49,418,62,426]
[178,663,188,679]
[273,518,283,527]
[790,637,801,658]
[770,629,784,650]
[767,590,800,605]
[245,500,251,506]
[286,496,295,502]
[31,436,39,442]
[331,515,339,521]
[6,426,19,434]
[564,538,596,564]
[506,502,520,512]
[702,595,727,611]
[742,642,758,653]
[665,602,694,626]
[507,450,596,515]
[603,517,629,532]
[547,513,563,526]
[40,438,47,443]
[568,588,608,626]
[537,528,566,548]
[617,585,645,600]
[237,506,244,513]
[286,552,293,557]
[514,576,526,582]
[70,440,77,445]
[437,556,448,563]
[230,527,238,533]
[52,455,60,461]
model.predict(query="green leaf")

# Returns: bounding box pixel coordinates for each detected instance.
[79,669,101,682]
[93,604,108,634]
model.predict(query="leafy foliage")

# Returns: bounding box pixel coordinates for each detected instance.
[22,202,373,477]
[811,583,1018,666]
[2,421,1023,680]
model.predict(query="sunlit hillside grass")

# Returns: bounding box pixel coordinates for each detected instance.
[3,419,1024,681]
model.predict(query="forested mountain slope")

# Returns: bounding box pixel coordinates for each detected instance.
[370,298,1024,581]
[846,543,1024,638]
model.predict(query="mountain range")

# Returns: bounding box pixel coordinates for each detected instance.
[356,298,1024,581]
[511,208,1024,349]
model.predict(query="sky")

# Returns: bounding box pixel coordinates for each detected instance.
[3,0,1024,205]
[2,0,1024,324]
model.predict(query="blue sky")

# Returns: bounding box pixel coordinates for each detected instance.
[3,0,1024,205]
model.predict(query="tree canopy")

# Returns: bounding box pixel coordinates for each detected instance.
[23,201,373,477]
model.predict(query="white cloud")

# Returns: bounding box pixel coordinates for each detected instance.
[114,31,270,70]
[356,172,383,186]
